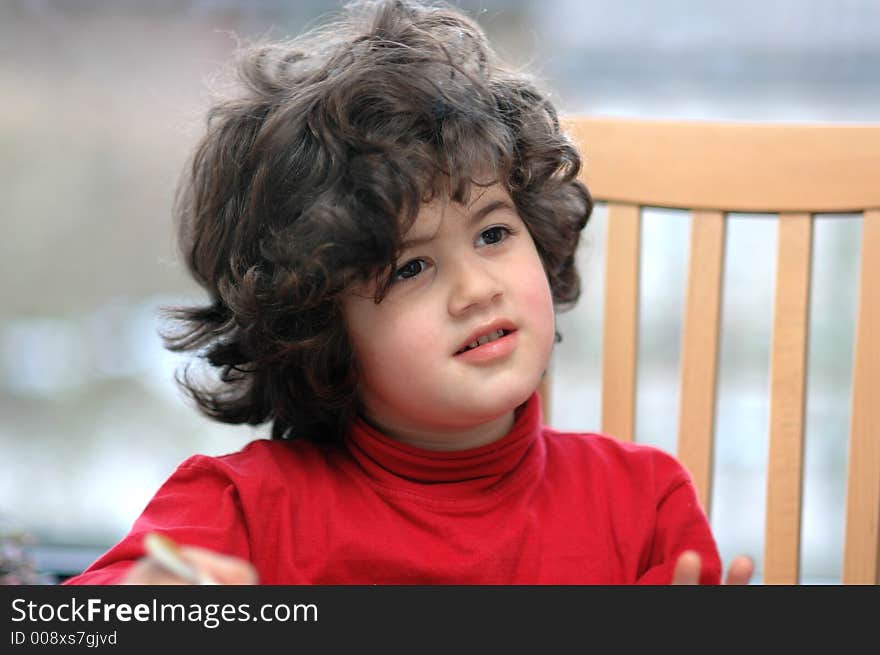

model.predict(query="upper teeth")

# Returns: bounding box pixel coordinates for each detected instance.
[464,329,505,351]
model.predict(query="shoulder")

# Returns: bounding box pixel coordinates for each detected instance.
[169,438,344,487]
[541,426,681,466]
[539,427,693,491]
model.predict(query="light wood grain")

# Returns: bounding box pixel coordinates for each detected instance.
[843,209,880,584]
[677,211,726,514]
[565,117,880,212]
[763,213,812,584]
[538,370,551,426]
[601,203,640,442]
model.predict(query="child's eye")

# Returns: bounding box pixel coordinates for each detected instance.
[393,258,426,281]
[476,225,512,247]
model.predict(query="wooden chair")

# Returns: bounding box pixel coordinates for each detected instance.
[539,117,879,584]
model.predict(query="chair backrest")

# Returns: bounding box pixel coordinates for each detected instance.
[539,117,880,584]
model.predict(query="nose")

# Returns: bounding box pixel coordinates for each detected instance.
[447,254,503,316]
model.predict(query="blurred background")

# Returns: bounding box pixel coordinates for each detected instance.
[1,0,877,584]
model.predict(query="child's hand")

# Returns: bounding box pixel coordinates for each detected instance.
[121,545,258,585]
[671,550,754,585]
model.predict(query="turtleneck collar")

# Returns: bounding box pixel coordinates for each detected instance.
[344,392,544,500]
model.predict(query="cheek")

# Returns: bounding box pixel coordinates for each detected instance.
[351,309,445,409]
[516,256,556,341]
[528,288,557,359]
[349,302,441,373]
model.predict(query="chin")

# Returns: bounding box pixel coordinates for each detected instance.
[447,381,536,423]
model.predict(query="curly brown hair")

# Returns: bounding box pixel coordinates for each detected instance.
[161,0,593,443]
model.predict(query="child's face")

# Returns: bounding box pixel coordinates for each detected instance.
[341,183,555,449]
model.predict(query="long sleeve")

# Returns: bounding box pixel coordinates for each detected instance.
[62,420,725,585]
[63,457,252,585]
[634,475,721,585]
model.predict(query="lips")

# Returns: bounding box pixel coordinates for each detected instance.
[454,320,517,355]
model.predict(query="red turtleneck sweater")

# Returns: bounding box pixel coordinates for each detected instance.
[64,393,721,584]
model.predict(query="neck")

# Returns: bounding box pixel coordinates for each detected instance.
[361,410,516,452]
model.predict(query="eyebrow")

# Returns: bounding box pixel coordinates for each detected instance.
[400,199,515,249]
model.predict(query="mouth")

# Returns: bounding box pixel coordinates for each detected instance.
[454,326,516,355]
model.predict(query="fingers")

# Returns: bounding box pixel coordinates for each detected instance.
[121,547,259,585]
[121,558,191,585]
[672,551,755,585]
[723,555,754,586]
[179,546,259,585]
[671,550,702,585]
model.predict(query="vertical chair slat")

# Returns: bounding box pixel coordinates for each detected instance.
[844,208,880,584]
[677,211,726,514]
[601,203,640,442]
[538,372,552,426]
[764,213,813,584]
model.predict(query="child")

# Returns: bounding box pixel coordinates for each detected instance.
[65,0,751,586]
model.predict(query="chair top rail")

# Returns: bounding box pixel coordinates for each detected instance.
[564,117,880,213]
